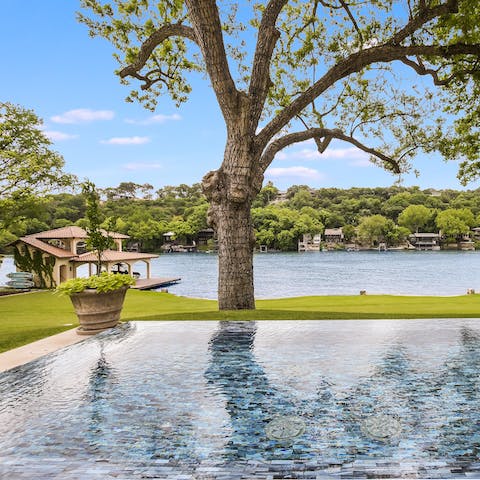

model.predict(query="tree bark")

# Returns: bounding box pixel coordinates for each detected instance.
[202,128,261,310]
[213,197,255,310]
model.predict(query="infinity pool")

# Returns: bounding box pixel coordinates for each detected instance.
[1,320,480,479]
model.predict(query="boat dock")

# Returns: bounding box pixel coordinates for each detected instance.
[132,277,181,290]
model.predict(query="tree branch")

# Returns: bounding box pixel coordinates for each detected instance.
[248,0,288,129]
[387,0,458,46]
[259,128,401,173]
[185,0,240,123]
[318,0,343,10]
[119,23,197,79]
[338,0,364,47]
[255,0,464,148]
[257,42,480,148]
[350,110,415,136]
[401,56,460,86]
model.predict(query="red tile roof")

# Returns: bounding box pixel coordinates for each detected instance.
[33,226,129,239]
[74,250,158,262]
[13,226,154,263]
[18,236,75,258]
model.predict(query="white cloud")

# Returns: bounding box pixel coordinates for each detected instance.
[275,151,288,160]
[293,148,322,160]
[348,157,373,168]
[123,162,162,171]
[44,130,78,141]
[125,113,181,125]
[320,147,368,160]
[51,108,114,124]
[278,144,370,162]
[101,136,150,145]
[266,166,325,180]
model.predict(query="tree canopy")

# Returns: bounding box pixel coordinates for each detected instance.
[80,0,480,182]
[0,102,74,197]
[398,204,433,232]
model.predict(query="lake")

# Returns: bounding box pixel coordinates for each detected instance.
[1,250,479,299]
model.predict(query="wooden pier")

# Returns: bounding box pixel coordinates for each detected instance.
[132,277,181,290]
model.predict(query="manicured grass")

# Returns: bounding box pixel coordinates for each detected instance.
[0,289,479,353]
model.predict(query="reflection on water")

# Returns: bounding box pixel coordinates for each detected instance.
[1,320,480,478]
[205,321,309,460]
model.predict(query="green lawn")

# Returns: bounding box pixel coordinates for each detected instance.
[0,289,479,353]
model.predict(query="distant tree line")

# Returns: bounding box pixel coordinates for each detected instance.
[1,181,480,253]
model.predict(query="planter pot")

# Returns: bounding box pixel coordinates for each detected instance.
[70,286,128,335]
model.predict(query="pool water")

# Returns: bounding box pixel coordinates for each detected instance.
[2,319,480,479]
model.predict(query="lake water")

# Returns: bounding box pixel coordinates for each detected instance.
[1,250,479,298]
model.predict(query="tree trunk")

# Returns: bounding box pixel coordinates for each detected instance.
[201,91,263,310]
[214,197,255,310]
[202,138,262,310]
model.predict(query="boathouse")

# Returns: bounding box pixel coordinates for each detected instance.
[324,228,344,244]
[408,232,441,250]
[11,226,158,288]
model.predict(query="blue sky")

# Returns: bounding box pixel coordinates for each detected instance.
[2,0,478,192]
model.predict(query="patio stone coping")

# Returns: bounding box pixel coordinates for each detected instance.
[0,328,84,373]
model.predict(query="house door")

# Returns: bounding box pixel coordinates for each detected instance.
[59,265,67,283]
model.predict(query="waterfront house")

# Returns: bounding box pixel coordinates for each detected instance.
[270,191,288,204]
[196,228,215,246]
[472,227,480,241]
[11,226,158,288]
[324,228,344,244]
[163,231,175,243]
[408,232,441,250]
[298,233,322,251]
[454,232,475,250]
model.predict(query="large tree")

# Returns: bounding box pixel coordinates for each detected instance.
[80,0,480,309]
[398,204,433,232]
[0,102,74,197]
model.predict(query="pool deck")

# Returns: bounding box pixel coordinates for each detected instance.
[0,328,84,373]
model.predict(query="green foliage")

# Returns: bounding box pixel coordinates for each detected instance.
[1,183,480,253]
[436,208,476,240]
[13,245,55,288]
[78,0,199,109]
[77,1,480,194]
[56,272,135,296]
[252,181,279,208]
[356,214,394,246]
[82,181,113,273]
[342,224,356,242]
[398,205,434,233]
[0,102,75,197]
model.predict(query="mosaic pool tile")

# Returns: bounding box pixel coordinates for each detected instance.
[2,320,480,478]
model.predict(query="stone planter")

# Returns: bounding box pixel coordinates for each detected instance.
[70,286,128,335]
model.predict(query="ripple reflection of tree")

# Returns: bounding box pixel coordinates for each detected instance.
[85,341,117,454]
[432,326,480,462]
[337,326,480,467]
[0,352,50,449]
[338,344,423,459]
[85,327,198,463]
[205,321,309,462]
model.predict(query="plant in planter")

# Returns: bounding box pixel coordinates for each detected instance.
[57,181,134,335]
[57,273,135,335]
[82,180,113,275]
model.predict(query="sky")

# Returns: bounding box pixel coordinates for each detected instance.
[2,0,478,193]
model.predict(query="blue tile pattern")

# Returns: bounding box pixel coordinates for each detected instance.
[1,319,480,478]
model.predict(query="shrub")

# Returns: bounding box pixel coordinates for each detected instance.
[56,272,135,296]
